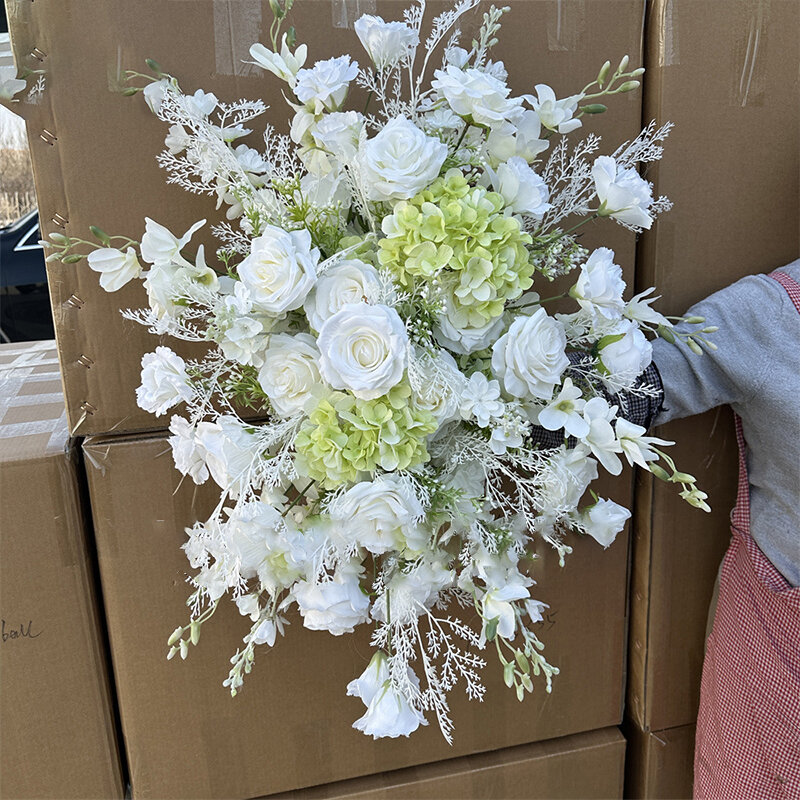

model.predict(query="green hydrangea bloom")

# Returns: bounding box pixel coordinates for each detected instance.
[294,383,437,489]
[378,169,534,327]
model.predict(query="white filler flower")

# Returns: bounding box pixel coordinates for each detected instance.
[593,155,654,229]
[303,259,380,331]
[136,347,193,416]
[317,303,408,400]
[360,117,447,202]
[354,14,419,69]
[238,225,319,314]
[258,333,322,418]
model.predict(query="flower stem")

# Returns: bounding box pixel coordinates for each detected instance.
[281,479,316,517]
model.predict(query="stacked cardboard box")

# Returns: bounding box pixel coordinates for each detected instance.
[625,1,800,797]
[0,340,124,799]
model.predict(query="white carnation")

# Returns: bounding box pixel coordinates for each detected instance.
[488,157,551,218]
[294,55,358,114]
[303,259,380,331]
[136,347,193,416]
[258,333,322,418]
[571,247,626,322]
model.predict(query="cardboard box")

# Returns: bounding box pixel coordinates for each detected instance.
[272,727,626,799]
[6,0,645,436]
[628,0,800,733]
[83,431,630,799]
[624,723,695,800]
[0,340,124,800]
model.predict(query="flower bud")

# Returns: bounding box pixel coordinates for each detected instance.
[49,231,69,245]
[597,60,611,86]
[630,67,646,77]
[167,626,183,646]
[649,463,671,481]
[618,55,629,72]
[62,254,84,264]
[582,103,607,114]
[684,315,705,324]
[687,338,703,355]
[657,325,675,343]
[189,620,200,645]
[671,471,696,484]
[618,80,640,93]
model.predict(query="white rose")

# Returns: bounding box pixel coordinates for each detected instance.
[359,117,447,202]
[488,157,551,218]
[598,320,653,388]
[581,498,631,547]
[485,111,549,166]
[238,225,319,314]
[293,565,370,635]
[136,347,193,416]
[250,34,308,87]
[354,14,419,69]
[352,682,426,740]
[434,297,505,355]
[330,475,425,555]
[303,259,380,331]
[258,333,322,417]
[311,111,364,162]
[527,84,582,134]
[411,348,465,426]
[168,415,208,484]
[294,55,359,114]
[593,155,654,229]
[317,303,407,400]
[140,217,205,265]
[432,65,523,128]
[491,308,569,400]
[87,247,142,292]
[195,416,256,497]
[571,247,626,322]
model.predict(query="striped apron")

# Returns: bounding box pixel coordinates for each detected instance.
[694,270,800,799]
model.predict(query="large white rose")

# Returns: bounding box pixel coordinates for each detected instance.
[303,259,381,331]
[238,225,319,314]
[195,416,257,497]
[293,565,371,635]
[581,498,631,548]
[359,117,447,202]
[491,308,569,400]
[488,156,551,218]
[527,84,582,134]
[258,333,322,418]
[598,320,653,388]
[330,475,425,555]
[354,14,419,69]
[136,347,193,416]
[317,303,408,400]
[593,155,654,229]
[87,247,142,292]
[571,247,626,322]
[432,65,523,128]
[294,55,359,114]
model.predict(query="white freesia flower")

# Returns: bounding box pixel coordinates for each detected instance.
[488,157,551,218]
[317,303,407,400]
[303,259,380,331]
[482,583,529,640]
[311,111,364,162]
[294,55,358,113]
[460,372,504,427]
[432,66,523,128]
[624,287,671,327]
[527,84,582,134]
[571,247,626,322]
[258,333,322,418]
[615,418,673,470]
[581,498,630,547]
[492,308,569,400]
[195,416,257,497]
[434,297,505,355]
[238,225,319,314]
[250,34,308,87]
[354,14,419,69]
[593,155,654,229]
[486,111,550,166]
[0,66,26,100]
[86,247,142,292]
[293,565,370,635]
[582,397,623,475]
[598,320,653,388]
[168,416,209,485]
[140,217,205,265]
[359,117,448,202]
[537,377,589,438]
[136,347,193,416]
[330,475,424,555]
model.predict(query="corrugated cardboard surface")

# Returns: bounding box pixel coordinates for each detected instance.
[83,432,630,800]
[0,340,124,800]
[624,723,695,800]
[7,0,645,436]
[628,0,800,733]
[271,727,626,799]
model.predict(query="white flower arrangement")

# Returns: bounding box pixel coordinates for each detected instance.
[46,0,717,743]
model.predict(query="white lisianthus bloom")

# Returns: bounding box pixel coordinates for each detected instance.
[168,415,209,484]
[347,650,389,707]
[359,117,448,202]
[485,111,549,166]
[354,14,419,69]
[615,417,674,470]
[140,217,206,265]
[571,247,626,322]
[545,443,599,508]
[411,349,465,426]
[624,287,671,327]
[303,259,380,331]
[488,157,551,218]
[195,416,257,497]
[527,84,582,134]
[136,347,193,416]
[582,397,623,475]
[311,111,364,162]
[352,681,427,740]
[598,320,653,388]
[537,377,589,438]
[432,65,523,128]
[257,333,322,418]
[592,155,654,229]
[294,55,359,114]
[238,225,319,314]
[317,303,408,400]
[581,498,631,548]
[0,66,26,100]
[459,372,504,427]
[293,565,371,635]
[86,247,142,292]
[250,34,308,88]
[434,297,505,355]
[482,583,530,641]
[492,308,569,401]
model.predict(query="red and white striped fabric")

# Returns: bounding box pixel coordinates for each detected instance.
[694,271,800,800]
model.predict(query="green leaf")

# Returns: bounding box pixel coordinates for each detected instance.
[485,616,499,642]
